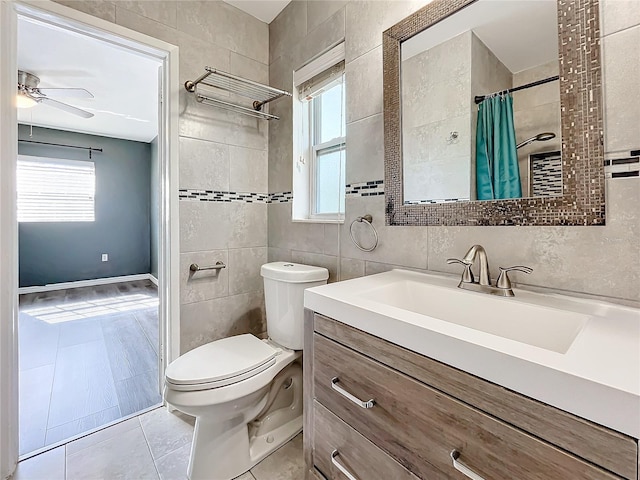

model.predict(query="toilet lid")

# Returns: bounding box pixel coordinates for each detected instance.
[165,334,280,388]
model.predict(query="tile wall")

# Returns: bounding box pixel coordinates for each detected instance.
[402,31,473,203]
[52,0,271,352]
[268,0,640,304]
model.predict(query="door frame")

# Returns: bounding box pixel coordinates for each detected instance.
[0,2,180,476]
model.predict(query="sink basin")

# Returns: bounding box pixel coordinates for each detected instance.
[357,279,588,354]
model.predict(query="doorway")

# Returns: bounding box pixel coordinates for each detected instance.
[16,13,163,458]
[0,1,180,471]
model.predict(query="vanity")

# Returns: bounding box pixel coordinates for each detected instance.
[302,270,640,480]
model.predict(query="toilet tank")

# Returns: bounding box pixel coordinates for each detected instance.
[261,262,329,350]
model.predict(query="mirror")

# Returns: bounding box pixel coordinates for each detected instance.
[401,1,560,203]
[383,0,605,226]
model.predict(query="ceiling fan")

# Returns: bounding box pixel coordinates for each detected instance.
[17,70,94,118]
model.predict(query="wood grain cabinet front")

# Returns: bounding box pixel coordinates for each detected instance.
[304,312,639,480]
[313,400,418,480]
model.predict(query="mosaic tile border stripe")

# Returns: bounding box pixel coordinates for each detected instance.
[178,190,291,204]
[405,198,470,205]
[604,151,640,179]
[180,182,387,204]
[346,180,384,197]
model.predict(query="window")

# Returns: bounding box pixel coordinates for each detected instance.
[293,43,346,222]
[17,156,95,222]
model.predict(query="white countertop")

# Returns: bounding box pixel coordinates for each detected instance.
[304,269,640,438]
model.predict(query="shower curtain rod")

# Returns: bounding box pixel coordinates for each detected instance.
[18,139,103,158]
[474,75,559,104]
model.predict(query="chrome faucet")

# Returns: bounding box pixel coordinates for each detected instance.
[447,244,532,297]
[461,244,490,286]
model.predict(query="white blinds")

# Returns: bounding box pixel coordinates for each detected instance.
[17,156,95,222]
[297,61,345,100]
[294,43,345,100]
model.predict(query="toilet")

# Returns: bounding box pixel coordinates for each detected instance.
[164,262,329,480]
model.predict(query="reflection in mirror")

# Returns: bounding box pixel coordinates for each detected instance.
[401,1,560,204]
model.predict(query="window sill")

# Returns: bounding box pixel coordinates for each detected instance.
[292,218,344,225]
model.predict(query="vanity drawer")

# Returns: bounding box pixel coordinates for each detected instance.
[313,400,418,480]
[314,333,622,480]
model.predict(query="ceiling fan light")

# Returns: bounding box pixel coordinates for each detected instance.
[16,92,37,109]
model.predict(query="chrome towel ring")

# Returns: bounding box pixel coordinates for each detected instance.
[349,214,379,252]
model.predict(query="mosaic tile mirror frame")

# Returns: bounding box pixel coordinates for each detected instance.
[383,0,605,226]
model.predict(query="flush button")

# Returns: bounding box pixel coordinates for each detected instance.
[283,263,294,267]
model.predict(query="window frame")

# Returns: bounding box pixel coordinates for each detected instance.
[16,154,96,223]
[292,43,346,224]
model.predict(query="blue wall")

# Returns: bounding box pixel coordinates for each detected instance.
[18,125,152,287]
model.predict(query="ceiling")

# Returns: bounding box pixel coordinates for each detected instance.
[223,0,291,23]
[17,16,162,143]
[402,0,559,74]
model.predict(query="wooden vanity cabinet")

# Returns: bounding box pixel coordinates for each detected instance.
[304,311,639,480]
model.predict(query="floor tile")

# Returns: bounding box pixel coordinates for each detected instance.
[234,473,256,480]
[115,369,162,417]
[154,443,190,480]
[66,426,159,480]
[13,446,65,480]
[63,286,104,302]
[19,281,160,456]
[101,314,158,382]
[135,308,160,354]
[251,433,304,480]
[44,405,122,446]
[66,416,140,456]
[18,312,59,371]
[139,407,195,460]
[58,317,104,348]
[47,340,119,428]
[18,364,55,455]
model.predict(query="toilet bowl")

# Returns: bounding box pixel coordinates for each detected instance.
[164,262,328,480]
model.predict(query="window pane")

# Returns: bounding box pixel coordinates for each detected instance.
[317,81,345,144]
[315,146,345,215]
[17,157,95,222]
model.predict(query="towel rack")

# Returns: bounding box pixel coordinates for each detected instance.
[189,261,226,272]
[185,67,291,121]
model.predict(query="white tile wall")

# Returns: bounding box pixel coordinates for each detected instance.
[268,0,640,304]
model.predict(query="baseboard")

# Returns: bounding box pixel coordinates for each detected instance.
[18,273,156,294]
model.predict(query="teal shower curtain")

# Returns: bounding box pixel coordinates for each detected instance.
[475,94,522,200]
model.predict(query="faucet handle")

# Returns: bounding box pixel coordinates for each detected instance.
[496,266,533,289]
[446,258,474,283]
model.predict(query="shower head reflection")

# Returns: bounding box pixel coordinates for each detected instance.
[516,132,556,149]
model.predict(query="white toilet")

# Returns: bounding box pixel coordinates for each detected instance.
[164,262,328,480]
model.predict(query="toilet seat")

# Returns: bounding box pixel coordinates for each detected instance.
[165,334,281,392]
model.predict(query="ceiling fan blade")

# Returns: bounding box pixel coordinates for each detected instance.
[37,97,94,119]
[36,87,94,99]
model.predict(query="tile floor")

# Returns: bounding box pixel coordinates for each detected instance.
[12,406,305,480]
[19,281,161,455]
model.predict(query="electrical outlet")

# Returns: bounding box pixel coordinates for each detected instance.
[102,254,108,262]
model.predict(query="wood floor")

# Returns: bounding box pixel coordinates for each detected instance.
[19,280,161,456]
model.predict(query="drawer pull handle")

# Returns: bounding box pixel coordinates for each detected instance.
[331,450,359,480]
[331,377,375,409]
[450,450,485,480]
